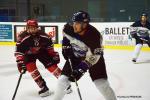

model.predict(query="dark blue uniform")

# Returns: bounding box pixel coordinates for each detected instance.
[61,23,107,82]
[131,20,150,29]
[131,20,150,46]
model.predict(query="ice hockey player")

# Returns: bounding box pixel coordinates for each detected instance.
[130,12,150,62]
[53,11,117,100]
[14,19,71,97]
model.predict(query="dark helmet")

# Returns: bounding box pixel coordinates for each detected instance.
[141,12,148,17]
[26,19,38,27]
[72,11,90,23]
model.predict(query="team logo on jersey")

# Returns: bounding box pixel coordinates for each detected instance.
[33,37,40,46]
[72,43,88,57]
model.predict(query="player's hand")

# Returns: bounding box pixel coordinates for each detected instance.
[17,61,26,74]
[15,53,26,74]
[47,48,60,65]
[51,51,60,64]
[62,45,74,59]
[21,65,26,74]
[69,61,90,82]
[69,69,84,82]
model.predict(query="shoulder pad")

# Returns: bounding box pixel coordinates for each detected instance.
[17,31,29,42]
[63,23,75,36]
[37,30,50,37]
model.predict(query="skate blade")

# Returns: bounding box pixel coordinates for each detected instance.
[65,88,73,94]
[39,91,51,97]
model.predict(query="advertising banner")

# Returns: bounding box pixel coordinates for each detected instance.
[0,24,13,41]
[14,25,58,43]
[92,22,134,46]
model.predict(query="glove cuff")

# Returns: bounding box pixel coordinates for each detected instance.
[78,61,91,72]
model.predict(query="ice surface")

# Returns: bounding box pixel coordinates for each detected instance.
[0,46,150,100]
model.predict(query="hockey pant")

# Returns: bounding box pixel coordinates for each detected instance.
[26,62,61,89]
[53,75,71,100]
[53,75,116,100]
[132,44,143,60]
[94,78,117,100]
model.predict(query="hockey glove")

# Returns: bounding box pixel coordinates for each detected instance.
[17,60,26,74]
[15,53,26,74]
[130,31,137,38]
[51,51,60,64]
[69,61,91,82]
[62,45,74,60]
[47,48,60,65]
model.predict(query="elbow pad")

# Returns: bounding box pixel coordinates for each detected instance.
[85,48,101,66]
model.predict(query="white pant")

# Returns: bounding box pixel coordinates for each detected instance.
[94,79,117,100]
[53,75,71,100]
[53,75,117,100]
[132,44,143,60]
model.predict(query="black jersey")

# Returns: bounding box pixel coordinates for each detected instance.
[63,23,103,59]
[131,20,150,29]
[130,20,150,46]
[62,23,107,81]
[15,30,53,55]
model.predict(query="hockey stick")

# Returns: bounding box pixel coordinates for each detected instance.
[68,58,83,100]
[12,71,25,100]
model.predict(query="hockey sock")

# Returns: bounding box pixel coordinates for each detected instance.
[26,62,47,88]
[94,79,117,100]
[132,44,143,60]
[53,75,71,100]
[47,64,62,78]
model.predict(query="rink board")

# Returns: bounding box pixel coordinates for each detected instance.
[0,22,150,51]
[0,42,150,52]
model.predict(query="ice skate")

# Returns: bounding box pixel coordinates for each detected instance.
[132,58,136,62]
[39,86,51,97]
[65,85,73,94]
